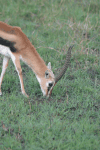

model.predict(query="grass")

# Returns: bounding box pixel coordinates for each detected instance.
[0,0,100,149]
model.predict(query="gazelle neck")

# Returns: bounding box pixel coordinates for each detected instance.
[20,45,48,77]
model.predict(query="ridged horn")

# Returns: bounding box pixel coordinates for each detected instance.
[55,45,74,83]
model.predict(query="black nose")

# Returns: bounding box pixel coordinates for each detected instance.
[49,83,53,87]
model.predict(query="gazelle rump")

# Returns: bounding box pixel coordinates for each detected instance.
[0,21,73,97]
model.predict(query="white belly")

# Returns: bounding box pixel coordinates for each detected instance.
[0,44,11,58]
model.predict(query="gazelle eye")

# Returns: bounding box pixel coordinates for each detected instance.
[46,72,48,76]
[45,70,49,79]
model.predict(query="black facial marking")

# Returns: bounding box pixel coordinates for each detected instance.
[49,83,53,87]
[0,37,16,52]
[48,83,53,92]
[48,86,51,92]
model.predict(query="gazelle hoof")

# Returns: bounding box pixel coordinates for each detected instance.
[22,92,29,98]
[25,94,29,98]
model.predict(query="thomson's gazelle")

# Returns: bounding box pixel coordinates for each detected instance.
[0,21,73,97]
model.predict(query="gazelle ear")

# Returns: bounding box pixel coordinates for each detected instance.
[47,62,51,70]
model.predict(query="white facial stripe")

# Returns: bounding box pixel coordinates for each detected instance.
[41,87,46,96]
[36,75,46,96]
[36,76,41,84]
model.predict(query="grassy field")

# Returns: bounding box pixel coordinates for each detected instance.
[0,0,100,149]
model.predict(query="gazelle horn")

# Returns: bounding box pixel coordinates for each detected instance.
[55,45,74,83]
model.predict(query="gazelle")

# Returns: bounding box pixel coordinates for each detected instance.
[0,21,73,97]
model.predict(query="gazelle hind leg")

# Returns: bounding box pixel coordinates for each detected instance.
[0,56,10,95]
[12,55,29,97]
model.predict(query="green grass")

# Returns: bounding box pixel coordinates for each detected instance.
[0,0,100,149]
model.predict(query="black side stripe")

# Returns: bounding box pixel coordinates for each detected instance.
[0,37,16,52]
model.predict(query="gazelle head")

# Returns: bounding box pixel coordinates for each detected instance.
[36,62,55,96]
[37,45,73,97]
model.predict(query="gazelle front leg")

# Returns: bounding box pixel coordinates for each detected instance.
[0,56,10,95]
[12,55,29,97]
